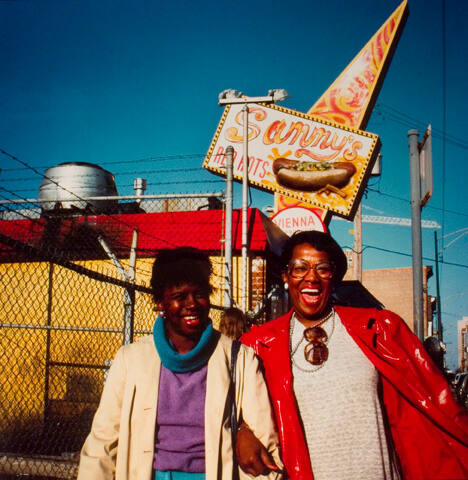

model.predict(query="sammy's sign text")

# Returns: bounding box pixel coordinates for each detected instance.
[203,103,380,218]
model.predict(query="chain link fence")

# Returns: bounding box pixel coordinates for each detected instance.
[0,195,229,479]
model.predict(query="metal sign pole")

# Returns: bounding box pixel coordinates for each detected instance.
[224,146,234,308]
[216,89,290,312]
[353,203,363,282]
[241,105,249,313]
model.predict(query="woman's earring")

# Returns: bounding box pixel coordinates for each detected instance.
[284,282,288,291]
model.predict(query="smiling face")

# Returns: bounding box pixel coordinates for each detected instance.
[282,243,334,326]
[160,282,211,352]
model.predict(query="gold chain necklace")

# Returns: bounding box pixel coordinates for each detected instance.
[290,310,335,373]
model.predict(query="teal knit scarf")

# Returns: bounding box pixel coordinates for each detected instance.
[152,316,219,373]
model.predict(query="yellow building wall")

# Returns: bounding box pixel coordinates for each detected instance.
[0,254,230,433]
[0,262,51,431]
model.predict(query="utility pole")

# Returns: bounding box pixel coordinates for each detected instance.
[408,126,433,342]
[409,129,424,342]
[433,231,443,341]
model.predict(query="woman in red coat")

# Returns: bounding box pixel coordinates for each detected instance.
[240,231,468,480]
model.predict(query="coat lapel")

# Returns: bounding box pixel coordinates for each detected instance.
[258,312,293,390]
[205,336,231,480]
[134,338,161,479]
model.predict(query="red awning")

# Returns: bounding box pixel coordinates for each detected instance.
[0,208,287,262]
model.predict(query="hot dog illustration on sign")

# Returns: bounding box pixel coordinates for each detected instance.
[272,157,356,192]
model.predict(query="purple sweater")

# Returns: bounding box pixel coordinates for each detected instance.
[153,365,207,472]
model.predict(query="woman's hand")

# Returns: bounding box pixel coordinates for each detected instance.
[235,424,280,476]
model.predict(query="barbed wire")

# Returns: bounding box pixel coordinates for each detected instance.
[0,153,206,173]
[0,148,210,251]
[0,149,229,284]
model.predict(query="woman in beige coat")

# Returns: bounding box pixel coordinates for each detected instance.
[78,247,282,480]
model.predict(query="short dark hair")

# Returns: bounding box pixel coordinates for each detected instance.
[151,247,213,302]
[280,231,347,283]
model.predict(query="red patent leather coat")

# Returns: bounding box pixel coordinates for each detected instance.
[241,306,468,480]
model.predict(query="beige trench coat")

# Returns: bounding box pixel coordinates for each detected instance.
[78,334,282,480]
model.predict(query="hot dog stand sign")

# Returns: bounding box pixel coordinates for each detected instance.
[203,103,381,218]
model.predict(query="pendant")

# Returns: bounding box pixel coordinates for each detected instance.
[304,342,329,365]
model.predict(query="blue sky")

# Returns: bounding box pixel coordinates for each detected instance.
[0,0,466,368]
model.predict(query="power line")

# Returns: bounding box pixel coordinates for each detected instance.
[366,187,468,218]
[374,103,466,150]
[359,244,468,269]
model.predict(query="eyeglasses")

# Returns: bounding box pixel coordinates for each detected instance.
[287,259,334,280]
[303,326,329,365]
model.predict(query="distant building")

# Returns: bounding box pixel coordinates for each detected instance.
[344,265,433,334]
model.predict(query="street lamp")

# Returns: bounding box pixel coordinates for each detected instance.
[218,88,290,313]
